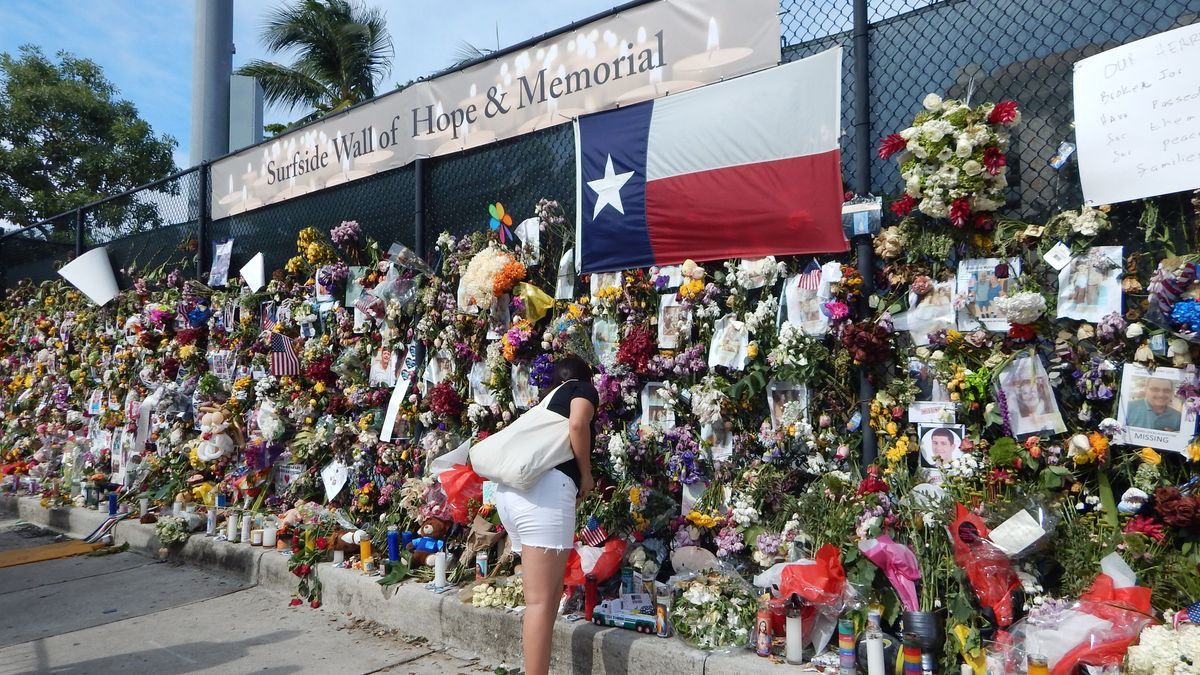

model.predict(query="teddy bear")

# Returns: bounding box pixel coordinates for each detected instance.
[407,516,450,567]
[195,408,237,462]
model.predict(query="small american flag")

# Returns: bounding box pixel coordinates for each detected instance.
[796,260,822,291]
[270,332,300,376]
[261,302,276,332]
[580,515,608,547]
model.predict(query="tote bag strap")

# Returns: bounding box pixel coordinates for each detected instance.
[537,380,576,410]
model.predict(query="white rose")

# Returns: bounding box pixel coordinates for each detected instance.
[905,175,924,197]
[922,93,943,111]
[1126,323,1145,339]
[962,160,983,176]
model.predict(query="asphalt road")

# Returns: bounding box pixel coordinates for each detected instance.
[0,519,500,675]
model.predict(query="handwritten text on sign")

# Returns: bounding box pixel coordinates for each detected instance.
[1074,23,1200,205]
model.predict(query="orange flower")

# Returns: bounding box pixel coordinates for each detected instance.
[493,259,526,296]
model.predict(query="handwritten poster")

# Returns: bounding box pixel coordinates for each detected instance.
[1074,24,1200,204]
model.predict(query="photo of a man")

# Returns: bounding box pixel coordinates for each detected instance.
[918,424,965,466]
[1125,377,1182,432]
[996,354,1066,437]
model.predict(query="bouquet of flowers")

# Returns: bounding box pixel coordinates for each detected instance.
[879,94,1020,229]
[1126,624,1200,674]
[670,571,759,650]
[154,515,191,546]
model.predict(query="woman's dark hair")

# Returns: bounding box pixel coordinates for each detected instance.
[551,356,593,386]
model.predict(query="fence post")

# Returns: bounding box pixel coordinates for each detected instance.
[197,163,210,279]
[414,158,427,259]
[852,0,878,466]
[74,209,84,257]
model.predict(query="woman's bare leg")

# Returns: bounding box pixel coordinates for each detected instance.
[518,545,570,675]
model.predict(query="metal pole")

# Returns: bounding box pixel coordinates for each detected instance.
[413,158,427,259]
[198,163,210,278]
[74,209,84,257]
[189,0,233,166]
[852,0,878,466]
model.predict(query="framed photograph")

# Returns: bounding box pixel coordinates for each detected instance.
[369,348,399,387]
[641,382,675,429]
[766,381,808,430]
[511,362,539,410]
[917,423,966,467]
[702,423,734,462]
[1057,246,1123,323]
[657,294,690,349]
[901,281,956,346]
[781,270,830,336]
[956,258,1020,331]
[592,318,620,365]
[423,350,455,385]
[708,314,750,370]
[469,361,496,405]
[995,353,1066,437]
[907,357,954,422]
[1117,364,1198,453]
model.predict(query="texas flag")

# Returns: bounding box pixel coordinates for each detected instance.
[575,47,847,274]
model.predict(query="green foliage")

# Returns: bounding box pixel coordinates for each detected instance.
[236,0,394,121]
[0,45,177,232]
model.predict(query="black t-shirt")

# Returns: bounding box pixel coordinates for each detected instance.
[547,380,599,489]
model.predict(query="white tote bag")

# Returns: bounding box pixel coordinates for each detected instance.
[468,383,573,491]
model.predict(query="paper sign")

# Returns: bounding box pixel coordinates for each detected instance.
[321,461,349,502]
[987,509,1046,556]
[1042,242,1072,271]
[1074,23,1200,204]
[58,247,119,306]
[555,249,576,300]
[514,217,540,264]
[275,463,305,492]
[208,239,234,287]
[381,341,421,442]
[240,252,265,292]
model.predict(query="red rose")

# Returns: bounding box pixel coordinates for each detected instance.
[878,133,907,160]
[1008,323,1037,341]
[987,100,1020,125]
[973,212,995,231]
[310,600,321,609]
[315,537,328,550]
[983,146,1006,175]
[890,194,918,217]
[289,598,302,606]
[949,198,972,227]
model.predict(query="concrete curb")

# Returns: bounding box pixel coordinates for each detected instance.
[1,496,808,674]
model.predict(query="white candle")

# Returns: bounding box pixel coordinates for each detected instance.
[333,549,345,565]
[173,499,183,515]
[206,509,216,536]
[866,634,885,675]
[226,512,239,542]
[961,665,973,675]
[262,524,277,548]
[785,613,803,664]
[240,514,252,543]
[250,529,263,546]
[139,498,149,517]
[433,552,448,588]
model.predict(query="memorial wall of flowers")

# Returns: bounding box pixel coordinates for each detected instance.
[3,94,1200,672]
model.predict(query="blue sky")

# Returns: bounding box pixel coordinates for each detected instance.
[0,0,620,170]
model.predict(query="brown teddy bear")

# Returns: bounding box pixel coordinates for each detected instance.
[408,517,450,566]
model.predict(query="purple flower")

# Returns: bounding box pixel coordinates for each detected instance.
[529,354,555,388]
[331,220,362,246]
[715,525,745,557]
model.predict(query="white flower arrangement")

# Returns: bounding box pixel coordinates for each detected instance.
[457,246,515,314]
[690,376,727,426]
[1126,624,1200,674]
[768,323,811,369]
[671,573,759,650]
[730,497,759,528]
[733,257,785,290]
[944,452,980,478]
[744,296,778,335]
[1048,205,1111,238]
[607,434,628,477]
[993,291,1047,325]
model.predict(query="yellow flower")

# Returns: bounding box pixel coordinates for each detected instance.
[1188,442,1200,462]
[313,381,326,394]
[885,421,898,437]
[946,329,962,345]
[628,486,641,505]
[178,345,197,360]
[1137,448,1162,465]
[746,342,759,359]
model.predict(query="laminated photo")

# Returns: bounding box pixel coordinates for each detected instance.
[708,314,750,370]
[423,350,455,385]
[1057,246,1123,323]
[657,294,690,349]
[486,295,511,340]
[1117,364,1198,454]
[589,272,621,298]
[369,348,399,387]
[766,381,808,430]
[901,281,956,346]
[907,357,954,422]
[641,382,675,429]
[780,268,829,336]
[511,362,539,410]
[207,239,233,287]
[345,266,370,332]
[956,258,1020,331]
[207,350,235,382]
[701,423,733,462]
[469,361,496,406]
[995,353,1066,437]
[917,423,966,468]
[592,318,620,365]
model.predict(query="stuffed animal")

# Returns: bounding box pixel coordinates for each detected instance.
[408,517,450,566]
[195,409,235,462]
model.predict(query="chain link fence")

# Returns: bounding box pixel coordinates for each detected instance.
[4,0,1197,290]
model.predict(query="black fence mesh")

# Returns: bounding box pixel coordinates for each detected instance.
[4,0,1198,289]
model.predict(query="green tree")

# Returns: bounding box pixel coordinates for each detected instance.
[0,45,177,233]
[236,0,393,123]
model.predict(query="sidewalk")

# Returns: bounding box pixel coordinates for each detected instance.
[0,495,814,675]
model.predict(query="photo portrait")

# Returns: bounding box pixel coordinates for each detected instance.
[590,272,622,298]
[901,281,956,346]
[423,350,455,385]
[1117,364,1198,454]
[781,269,830,337]
[469,361,496,405]
[511,363,539,410]
[708,314,750,370]
[956,258,1020,331]
[766,381,808,430]
[918,423,965,467]
[345,266,370,332]
[1057,246,1123,323]
[486,295,511,340]
[657,294,690,349]
[641,382,676,430]
[907,357,955,422]
[996,354,1066,437]
[701,423,734,462]
[369,348,398,387]
[592,318,620,365]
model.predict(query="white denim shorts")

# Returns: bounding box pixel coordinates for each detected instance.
[494,469,576,553]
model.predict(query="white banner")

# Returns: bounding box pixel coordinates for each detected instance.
[1074,23,1200,205]
[210,0,781,219]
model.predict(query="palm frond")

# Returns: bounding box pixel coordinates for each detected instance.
[235,60,330,111]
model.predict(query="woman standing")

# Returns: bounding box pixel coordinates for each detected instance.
[493,356,597,675]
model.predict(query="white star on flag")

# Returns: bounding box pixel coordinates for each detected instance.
[587,154,634,219]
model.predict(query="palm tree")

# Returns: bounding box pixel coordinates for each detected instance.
[236,0,393,121]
